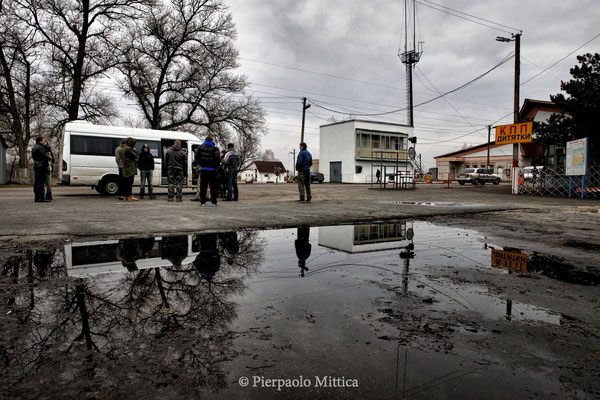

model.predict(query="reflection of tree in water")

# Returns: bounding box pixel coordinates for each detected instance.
[528,253,600,286]
[0,231,264,398]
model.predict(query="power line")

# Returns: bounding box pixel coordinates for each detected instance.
[309,53,514,117]
[420,111,512,145]
[521,32,600,86]
[241,58,404,90]
[416,0,520,35]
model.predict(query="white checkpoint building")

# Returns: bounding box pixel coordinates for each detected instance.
[319,120,414,183]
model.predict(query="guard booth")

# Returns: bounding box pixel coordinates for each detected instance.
[371,150,415,190]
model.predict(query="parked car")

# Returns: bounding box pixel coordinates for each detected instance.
[292,171,325,183]
[522,166,544,182]
[457,168,501,185]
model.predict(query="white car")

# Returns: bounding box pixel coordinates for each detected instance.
[457,168,501,185]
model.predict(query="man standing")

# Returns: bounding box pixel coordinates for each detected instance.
[296,142,313,203]
[115,138,126,200]
[194,136,220,206]
[221,143,239,201]
[43,140,54,201]
[165,140,187,202]
[31,137,52,203]
[121,137,139,201]
[138,144,155,199]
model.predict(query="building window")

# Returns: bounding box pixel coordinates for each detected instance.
[361,134,370,148]
[371,135,380,149]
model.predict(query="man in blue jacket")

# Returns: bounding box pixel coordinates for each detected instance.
[194,136,221,206]
[296,142,313,203]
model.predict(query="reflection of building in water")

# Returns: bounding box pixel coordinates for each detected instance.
[66,236,194,277]
[318,222,413,253]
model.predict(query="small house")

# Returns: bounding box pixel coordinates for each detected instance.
[243,161,287,183]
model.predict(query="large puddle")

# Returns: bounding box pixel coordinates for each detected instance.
[1,221,597,399]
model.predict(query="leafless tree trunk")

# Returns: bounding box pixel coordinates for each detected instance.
[118,0,266,148]
[14,0,150,124]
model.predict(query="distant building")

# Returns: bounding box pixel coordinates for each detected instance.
[243,160,287,183]
[319,119,414,183]
[434,142,545,180]
[0,136,7,185]
[434,99,561,179]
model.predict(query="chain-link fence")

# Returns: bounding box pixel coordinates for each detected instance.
[517,165,600,198]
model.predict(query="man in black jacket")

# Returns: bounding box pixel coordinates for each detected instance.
[31,137,52,203]
[221,143,240,201]
[194,136,220,206]
[138,144,155,199]
[165,140,187,202]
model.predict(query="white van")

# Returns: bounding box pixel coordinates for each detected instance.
[60,121,202,195]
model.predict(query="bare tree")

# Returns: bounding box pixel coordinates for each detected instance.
[14,0,150,125]
[0,1,51,182]
[117,0,265,144]
[258,148,276,161]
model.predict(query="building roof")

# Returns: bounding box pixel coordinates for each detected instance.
[435,142,501,159]
[319,119,412,129]
[252,160,286,174]
[435,142,546,160]
[519,98,564,121]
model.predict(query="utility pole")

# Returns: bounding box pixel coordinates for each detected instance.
[513,33,521,171]
[496,32,522,192]
[290,149,296,177]
[487,125,491,169]
[300,97,310,143]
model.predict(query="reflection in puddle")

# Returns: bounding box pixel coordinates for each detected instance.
[1,222,596,398]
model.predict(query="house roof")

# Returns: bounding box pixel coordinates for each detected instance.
[519,98,564,121]
[252,160,286,174]
[319,119,412,129]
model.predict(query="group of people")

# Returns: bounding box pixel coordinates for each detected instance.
[113,135,240,205]
[114,137,144,201]
[31,134,313,204]
[31,136,54,203]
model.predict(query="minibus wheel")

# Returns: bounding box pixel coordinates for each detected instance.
[99,176,120,196]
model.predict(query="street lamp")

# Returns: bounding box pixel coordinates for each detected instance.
[300,97,311,143]
[496,32,522,171]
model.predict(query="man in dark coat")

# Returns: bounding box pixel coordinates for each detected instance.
[194,136,220,206]
[31,137,52,203]
[43,141,55,201]
[138,144,155,199]
[221,143,240,201]
[295,142,313,203]
[165,140,187,202]
[121,137,139,201]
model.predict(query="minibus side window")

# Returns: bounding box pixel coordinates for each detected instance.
[134,140,161,158]
[71,135,120,156]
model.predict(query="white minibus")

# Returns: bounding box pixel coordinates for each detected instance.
[60,121,202,195]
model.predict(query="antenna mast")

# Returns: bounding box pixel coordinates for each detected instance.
[399,0,422,127]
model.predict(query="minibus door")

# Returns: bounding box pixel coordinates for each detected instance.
[161,139,189,186]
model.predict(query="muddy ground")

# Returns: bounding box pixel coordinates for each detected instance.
[1,183,599,399]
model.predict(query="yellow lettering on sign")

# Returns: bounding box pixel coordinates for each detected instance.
[491,249,527,272]
[494,122,533,144]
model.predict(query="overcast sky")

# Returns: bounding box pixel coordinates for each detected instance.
[224,0,599,171]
